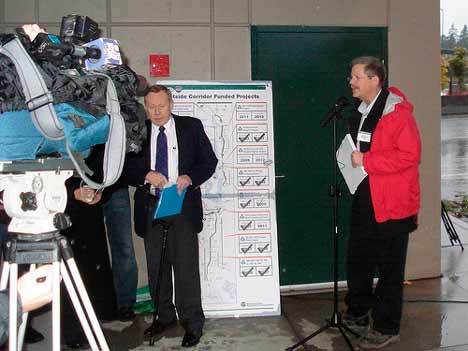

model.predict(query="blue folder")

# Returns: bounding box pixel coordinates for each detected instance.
[154,184,187,219]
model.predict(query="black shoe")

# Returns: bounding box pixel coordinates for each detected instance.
[342,312,370,337]
[117,306,136,322]
[143,319,177,340]
[97,308,118,323]
[181,330,202,348]
[64,335,90,350]
[24,326,44,344]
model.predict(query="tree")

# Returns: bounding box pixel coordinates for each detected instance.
[448,47,467,93]
[441,34,449,50]
[459,25,468,49]
[441,56,450,91]
[446,24,458,49]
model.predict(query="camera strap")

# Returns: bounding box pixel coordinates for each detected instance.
[0,37,64,140]
[67,72,126,190]
[0,37,126,190]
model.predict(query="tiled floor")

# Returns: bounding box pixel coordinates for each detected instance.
[21,215,468,350]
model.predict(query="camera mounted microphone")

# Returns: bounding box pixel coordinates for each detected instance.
[32,33,101,63]
[320,96,349,128]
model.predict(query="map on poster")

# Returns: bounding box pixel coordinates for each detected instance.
[158,80,280,317]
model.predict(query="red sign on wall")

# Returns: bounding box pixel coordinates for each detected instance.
[149,54,170,77]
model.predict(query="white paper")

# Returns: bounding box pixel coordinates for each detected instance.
[336,134,367,194]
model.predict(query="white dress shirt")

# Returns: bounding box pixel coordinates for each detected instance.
[357,89,381,151]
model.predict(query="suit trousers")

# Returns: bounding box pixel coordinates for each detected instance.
[144,214,205,333]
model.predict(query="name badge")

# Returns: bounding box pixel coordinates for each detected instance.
[357,131,371,143]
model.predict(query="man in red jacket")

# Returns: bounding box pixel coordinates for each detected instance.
[343,56,421,350]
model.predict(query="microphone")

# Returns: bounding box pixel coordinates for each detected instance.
[320,96,349,127]
[32,33,101,61]
[83,37,123,70]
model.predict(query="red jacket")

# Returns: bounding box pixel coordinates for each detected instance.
[362,87,421,223]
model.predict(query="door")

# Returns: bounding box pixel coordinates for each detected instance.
[251,26,387,286]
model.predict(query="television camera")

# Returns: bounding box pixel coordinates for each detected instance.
[0,14,146,351]
[0,14,147,160]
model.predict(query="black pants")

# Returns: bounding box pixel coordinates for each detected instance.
[345,179,413,335]
[345,231,409,335]
[144,214,204,333]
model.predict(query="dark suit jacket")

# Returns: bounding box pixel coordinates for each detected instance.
[125,114,218,233]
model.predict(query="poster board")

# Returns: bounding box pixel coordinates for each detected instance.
[159,80,280,317]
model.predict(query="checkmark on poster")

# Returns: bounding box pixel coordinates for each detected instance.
[240,199,252,208]
[241,244,253,254]
[239,177,251,186]
[254,133,266,142]
[239,134,250,142]
[240,221,253,230]
[242,267,254,277]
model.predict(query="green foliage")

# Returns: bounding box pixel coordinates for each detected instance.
[441,56,450,90]
[442,24,459,49]
[459,25,468,49]
[443,195,468,218]
[448,47,467,92]
[441,24,468,50]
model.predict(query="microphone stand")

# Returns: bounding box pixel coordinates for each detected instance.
[286,104,357,351]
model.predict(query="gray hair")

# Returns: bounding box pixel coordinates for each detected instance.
[350,56,386,86]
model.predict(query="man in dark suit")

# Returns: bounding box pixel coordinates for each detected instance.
[127,84,217,348]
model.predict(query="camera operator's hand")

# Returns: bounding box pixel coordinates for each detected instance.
[145,171,168,189]
[177,175,192,194]
[17,265,54,313]
[21,24,46,41]
[74,187,102,205]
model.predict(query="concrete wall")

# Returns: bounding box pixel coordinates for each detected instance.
[0,0,441,282]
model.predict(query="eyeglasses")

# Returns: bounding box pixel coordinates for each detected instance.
[347,75,375,82]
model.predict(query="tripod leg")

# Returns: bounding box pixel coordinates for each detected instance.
[50,261,61,351]
[8,263,18,351]
[446,211,464,250]
[441,208,455,245]
[64,257,110,351]
[60,261,100,351]
[17,312,27,351]
[285,323,331,351]
[337,324,356,350]
[339,321,360,338]
[3,242,26,351]
[0,260,9,289]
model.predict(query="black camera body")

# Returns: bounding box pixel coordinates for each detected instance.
[60,14,99,45]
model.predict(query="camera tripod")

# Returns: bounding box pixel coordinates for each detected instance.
[441,201,464,250]
[0,232,109,351]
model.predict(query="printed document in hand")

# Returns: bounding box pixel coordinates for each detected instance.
[153,183,187,219]
[336,134,367,194]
